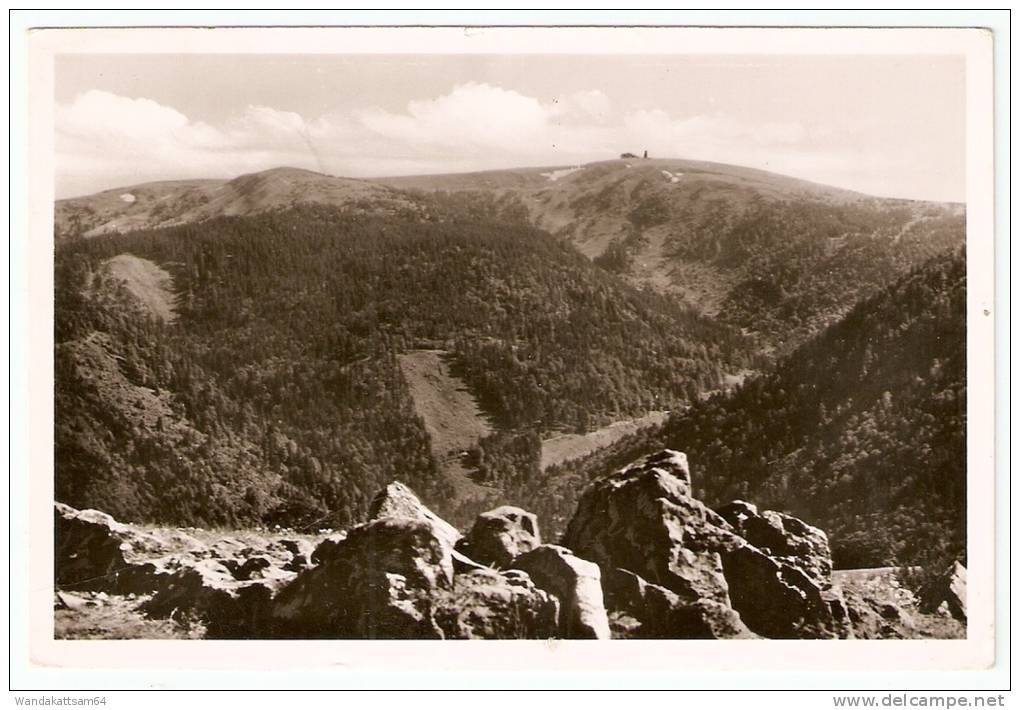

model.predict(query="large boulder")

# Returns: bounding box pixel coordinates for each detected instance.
[716,500,832,587]
[456,506,541,569]
[719,542,849,639]
[511,545,610,639]
[562,450,736,606]
[433,567,560,639]
[562,449,850,639]
[140,557,293,638]
[55,503,310,638]
[602,567,756,639]
[714,502,851,638]
[269,516,452,638]
[920,561,967,621]
[944,562,968,621]
[54,502,170,591]
[368,482,460,549]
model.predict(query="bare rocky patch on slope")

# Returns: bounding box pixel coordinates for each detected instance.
[97,254,177,323]
[397,350,497,503]
[399,348,671,482]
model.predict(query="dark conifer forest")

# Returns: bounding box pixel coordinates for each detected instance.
[54,166,968,570]
[55,203,756,530]
[529,248,967,568]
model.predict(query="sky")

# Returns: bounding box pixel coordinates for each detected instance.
[55,54,966,201]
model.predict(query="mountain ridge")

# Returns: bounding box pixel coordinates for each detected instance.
[56,158,965,354]
[53,159,968,572]
[55,166,419,240]
[56,158,963,239]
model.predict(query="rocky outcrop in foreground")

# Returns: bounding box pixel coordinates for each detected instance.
[562,450,850,639]
[919,561,968,622]
[54,450,961,639]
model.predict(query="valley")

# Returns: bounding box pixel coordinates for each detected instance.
[541,247,967,568]
[53,156,967,584]
[397,348,670,491]
[25,19,995,652]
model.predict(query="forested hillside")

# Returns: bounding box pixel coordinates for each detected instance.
[55,203,756,530]
[523,248,967,568]
[53,160,968,569]
[384,159,965,353]
[59,161,966,358]
[659,195,964,347]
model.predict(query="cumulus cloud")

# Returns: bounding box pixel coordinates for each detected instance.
[549,89,611,123]
[56,91,343,195]
[54,83,903,198]
[360,82,549,152]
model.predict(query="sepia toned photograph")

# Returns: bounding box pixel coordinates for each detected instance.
[49,42,973,641]
[14,20,1001,685]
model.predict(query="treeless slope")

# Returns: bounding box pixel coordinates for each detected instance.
[99,254,177,323]
[55,167,418,240]
[540,411,669,470]
[57,157,869,240]
[375,158,868,200]
[55,179,222,239]
[397,350,496,502]
[381,159,964,350]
